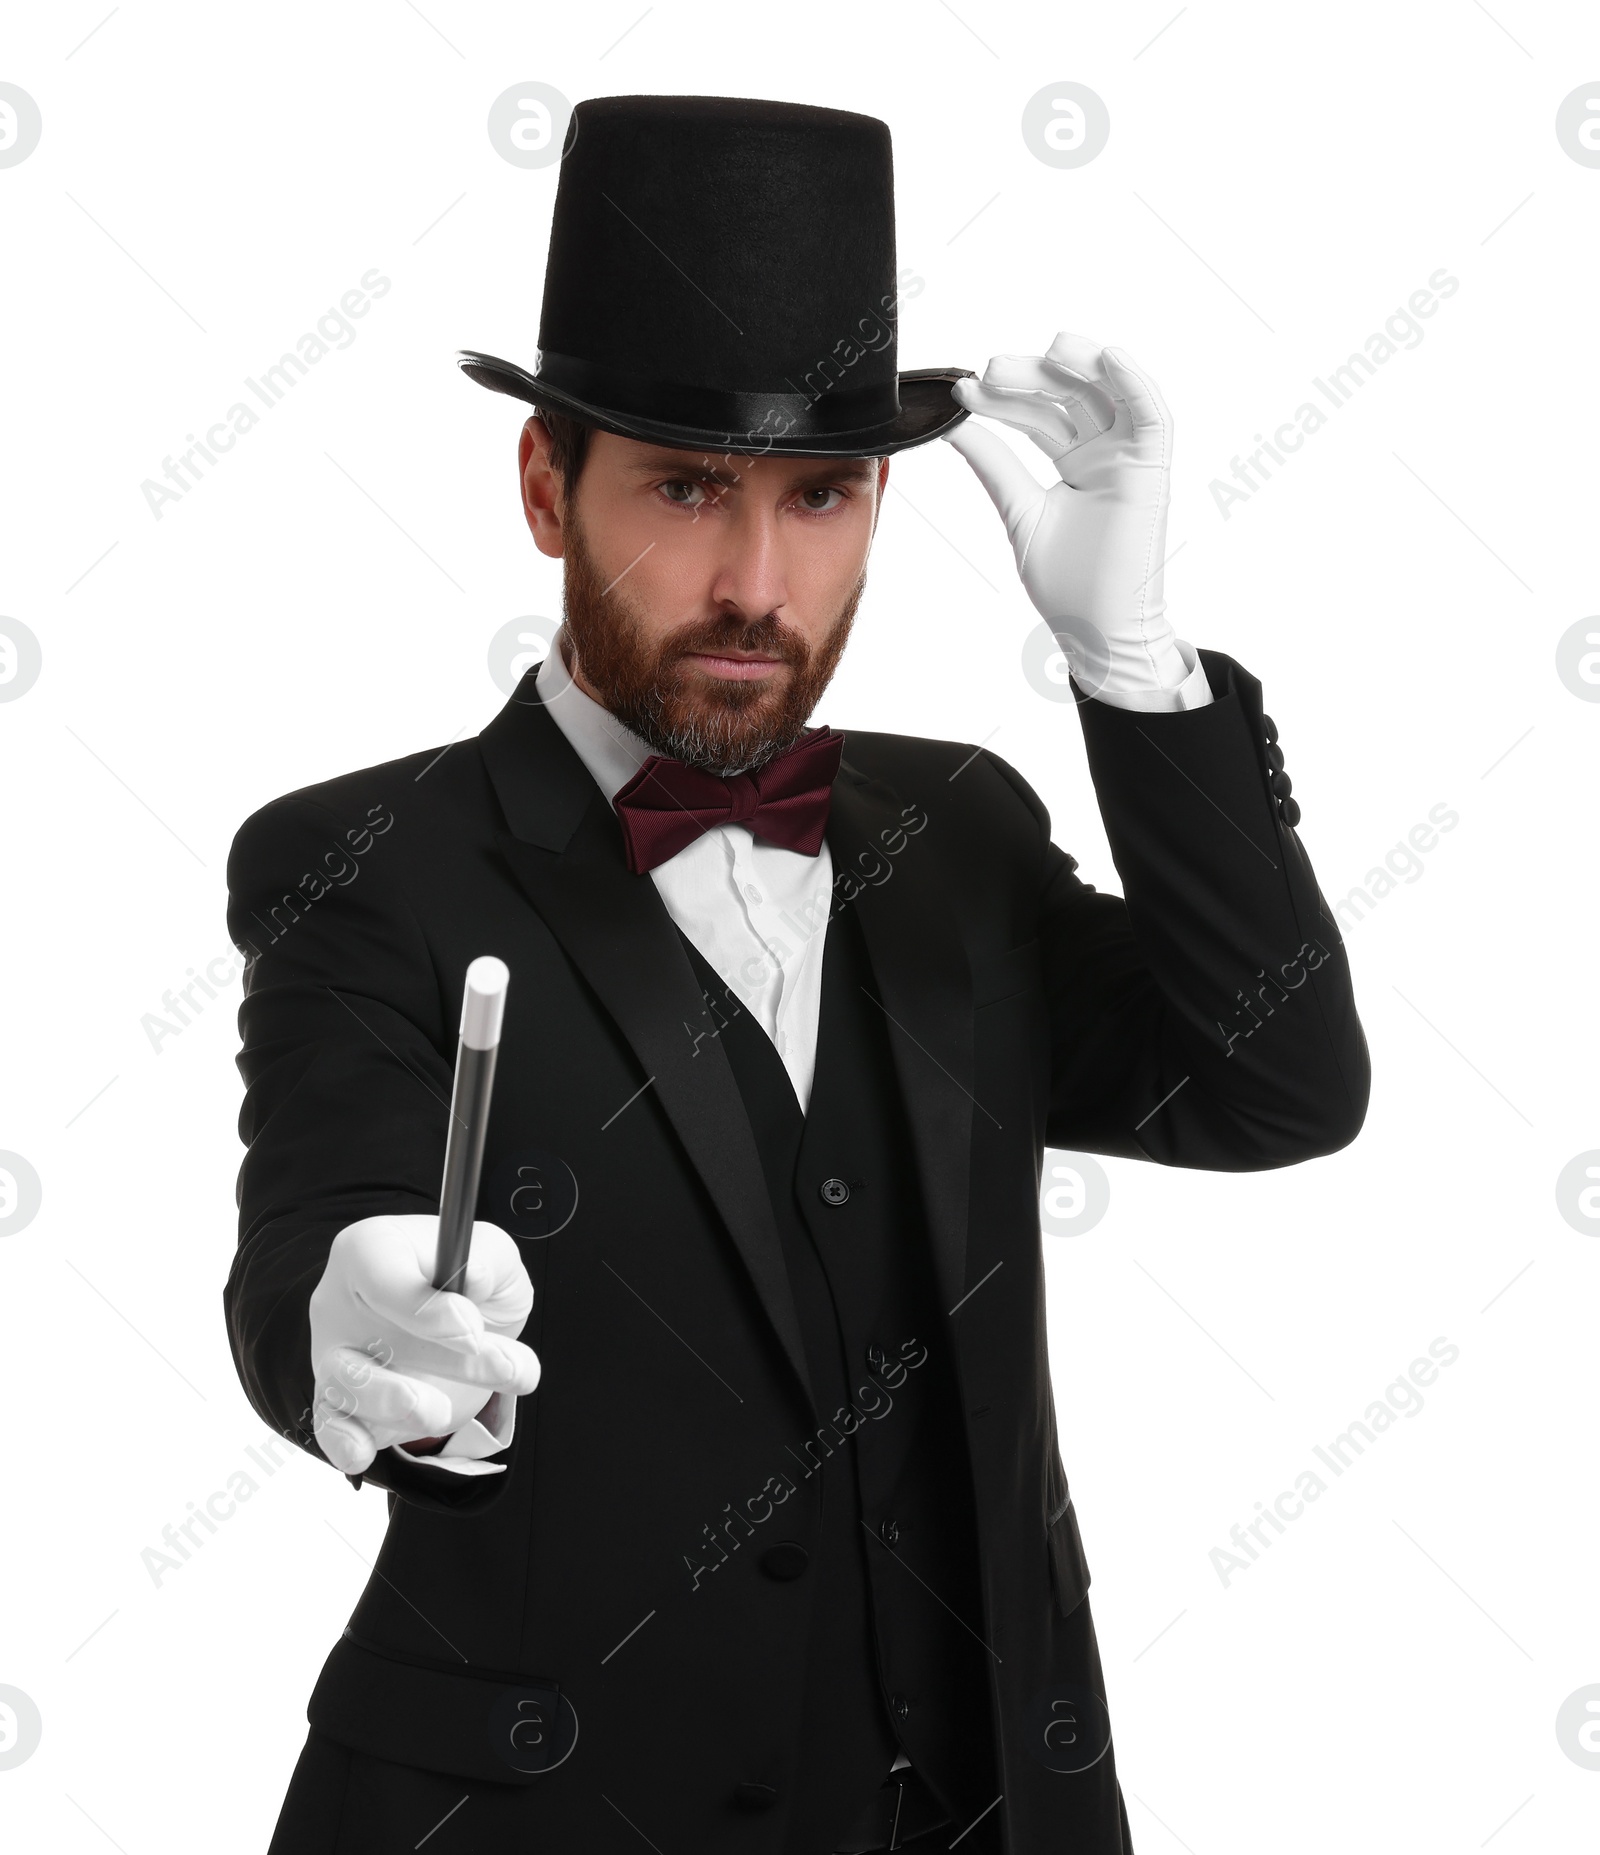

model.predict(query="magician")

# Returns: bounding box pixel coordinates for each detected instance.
[224,94,1369,1855]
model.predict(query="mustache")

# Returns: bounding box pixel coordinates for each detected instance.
[658,613,809,666]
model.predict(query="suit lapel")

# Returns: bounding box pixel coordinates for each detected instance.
[825,759,975,1318]
[478,676,815,1408]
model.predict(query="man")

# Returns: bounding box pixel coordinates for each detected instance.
[226,95,1368,1855]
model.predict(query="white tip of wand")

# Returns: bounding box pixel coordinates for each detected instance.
[460,955,510,1050]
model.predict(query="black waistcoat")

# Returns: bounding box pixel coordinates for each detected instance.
[676,900,998,1855]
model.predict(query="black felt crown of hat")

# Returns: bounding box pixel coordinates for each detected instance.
[458,93,973,457]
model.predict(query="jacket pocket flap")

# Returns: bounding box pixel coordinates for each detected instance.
[971,938,1041,1008]
[308,1634,578,1786]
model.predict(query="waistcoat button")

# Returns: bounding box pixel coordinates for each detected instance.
[759,1541,810,1581]
[880,1517,900,1547]
[820,1177,850,1206]
[890,1693,911,1720]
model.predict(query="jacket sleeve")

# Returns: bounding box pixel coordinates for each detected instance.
[224,792,514,1511]
[990,649,1369,1168]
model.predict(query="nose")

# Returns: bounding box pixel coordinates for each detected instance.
[706,500,789,623]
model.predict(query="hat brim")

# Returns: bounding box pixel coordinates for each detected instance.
[457,350,973,457]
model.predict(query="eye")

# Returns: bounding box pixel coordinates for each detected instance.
[657,478,709,509]
[797,486,846,513]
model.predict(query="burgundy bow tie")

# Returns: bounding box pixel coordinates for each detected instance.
[612,727,845,875]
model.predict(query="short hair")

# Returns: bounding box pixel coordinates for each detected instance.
[534,404,595,504]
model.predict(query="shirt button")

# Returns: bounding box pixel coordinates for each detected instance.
[819,1177,850,1207]
[744,883,762,903]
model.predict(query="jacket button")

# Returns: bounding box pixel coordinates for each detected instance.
[734,1782,778,1809]
[866,1344,888,1372]
[880,1517,900,1547]
[820,1177,850,1206]
[890,1694,911,1721]
[1262,713,1278,744]
[1279,796,1302,827]
[759,1542,810,1581]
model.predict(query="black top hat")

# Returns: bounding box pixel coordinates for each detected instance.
[459,94,972,457]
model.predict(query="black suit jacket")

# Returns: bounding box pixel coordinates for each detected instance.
[225,651,1367,1853]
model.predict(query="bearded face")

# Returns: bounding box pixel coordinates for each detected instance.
[557,500,867,778]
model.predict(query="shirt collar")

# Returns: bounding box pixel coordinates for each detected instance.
[534,625,655,807]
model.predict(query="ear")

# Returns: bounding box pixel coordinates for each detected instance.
[519,416,566,559]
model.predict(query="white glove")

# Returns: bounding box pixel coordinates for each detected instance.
[945,333,1208,709]
[308,1214,541,1479]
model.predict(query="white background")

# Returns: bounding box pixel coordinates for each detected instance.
[1,3,1597,1850]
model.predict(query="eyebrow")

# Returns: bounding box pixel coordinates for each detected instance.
[622,452,879,491]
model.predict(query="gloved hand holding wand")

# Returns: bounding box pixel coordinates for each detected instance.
[308,957,540,1477]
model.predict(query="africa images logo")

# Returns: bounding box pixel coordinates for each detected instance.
[140,270,392,520]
